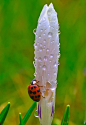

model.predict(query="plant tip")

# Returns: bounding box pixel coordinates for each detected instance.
[67,105,70,108]
[8,102,10,105]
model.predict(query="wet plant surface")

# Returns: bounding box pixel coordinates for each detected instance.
[0,0,86,125]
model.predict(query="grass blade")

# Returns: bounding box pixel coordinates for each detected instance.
[84,121,86,125]
[19,101,37,125]
[19,113,24,125]
[61,105,70,125]
[23,101,36,124]
[0,102,10,125]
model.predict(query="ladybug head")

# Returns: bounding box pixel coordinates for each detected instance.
[30,79,36,85]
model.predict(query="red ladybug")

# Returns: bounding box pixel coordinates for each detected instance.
[28,80,41,102]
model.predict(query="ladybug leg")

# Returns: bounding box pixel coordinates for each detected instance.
[35,80,40,83]
[35,80,44,87]
[42,96,45,98]
[39,85,43,87]
[40,91,46,98]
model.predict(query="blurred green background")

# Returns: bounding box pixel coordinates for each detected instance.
[0,0,86,125]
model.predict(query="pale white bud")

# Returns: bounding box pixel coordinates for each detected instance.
[33,3,60,125]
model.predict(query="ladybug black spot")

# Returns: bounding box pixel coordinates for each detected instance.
[31,87,33,89]
[37,89,40,92]
[34,86,37,88]
[38,95,40,98]
[36,99,40,102]
[29,86,30,89]
[30,91,32,94]
[31,96,34,99]
[35,96,37,98]
[33,91,36,94]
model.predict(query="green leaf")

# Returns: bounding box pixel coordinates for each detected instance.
[19,113,24,125]
[0,102,10,125]
[19,101,36,125]
[61,105,70,125]
[84,121,86,125]
[23,101,36,124]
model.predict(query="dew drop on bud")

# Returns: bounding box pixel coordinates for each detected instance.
[54,62,57,67]
[34,110,39,118]
[34,44,37,49]
[43,40,46,44]
[33,61,35,65]
[44,45,45,48]
[48,32,53,38]
[47,48,49,52]
[39,47,42,52]
[40,29,43,32]
[42,65,47,71]
[34,72,36,77]
[44,56,47,61]
[40,43,42,47]
[54,72,57,76]
[33,28,37,35]
[50,54,53,59]
[39,36,41,39]
[38,57,42,62]
[58,53,60,58]
[43,33,45,36]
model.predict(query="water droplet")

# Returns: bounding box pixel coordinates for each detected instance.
[44,56,47,61]
[50,54,53,59]
[34,72,36,77]
[58,63,60,65]
[43,33,45,36]
[44,45,45,48]
[47,48,49,52]
[58,53,60,58]
[39,36,41,39]
[58,43,60,46]
[38,57,42,62]
[42,65,46,71]
[54,62,57,67]
[43,48,45,51]
[39,47,42,52]
[33,61,35,65]
[33,61,36,67]
[33,28,36,35]
[43,40,46,43]
[40,43,42,46]
[34,57,37,60]
[40,29,43,32]
[48,32,53,38]
[54,72,57,76]
[34,44,37,49]
[55,80,57,83]
[34,110,39,118]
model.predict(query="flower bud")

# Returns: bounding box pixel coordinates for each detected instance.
[33,3,60,125]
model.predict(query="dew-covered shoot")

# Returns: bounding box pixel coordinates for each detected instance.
[33,3,60,125]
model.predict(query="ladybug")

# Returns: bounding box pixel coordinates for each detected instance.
[28,80,41,102]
